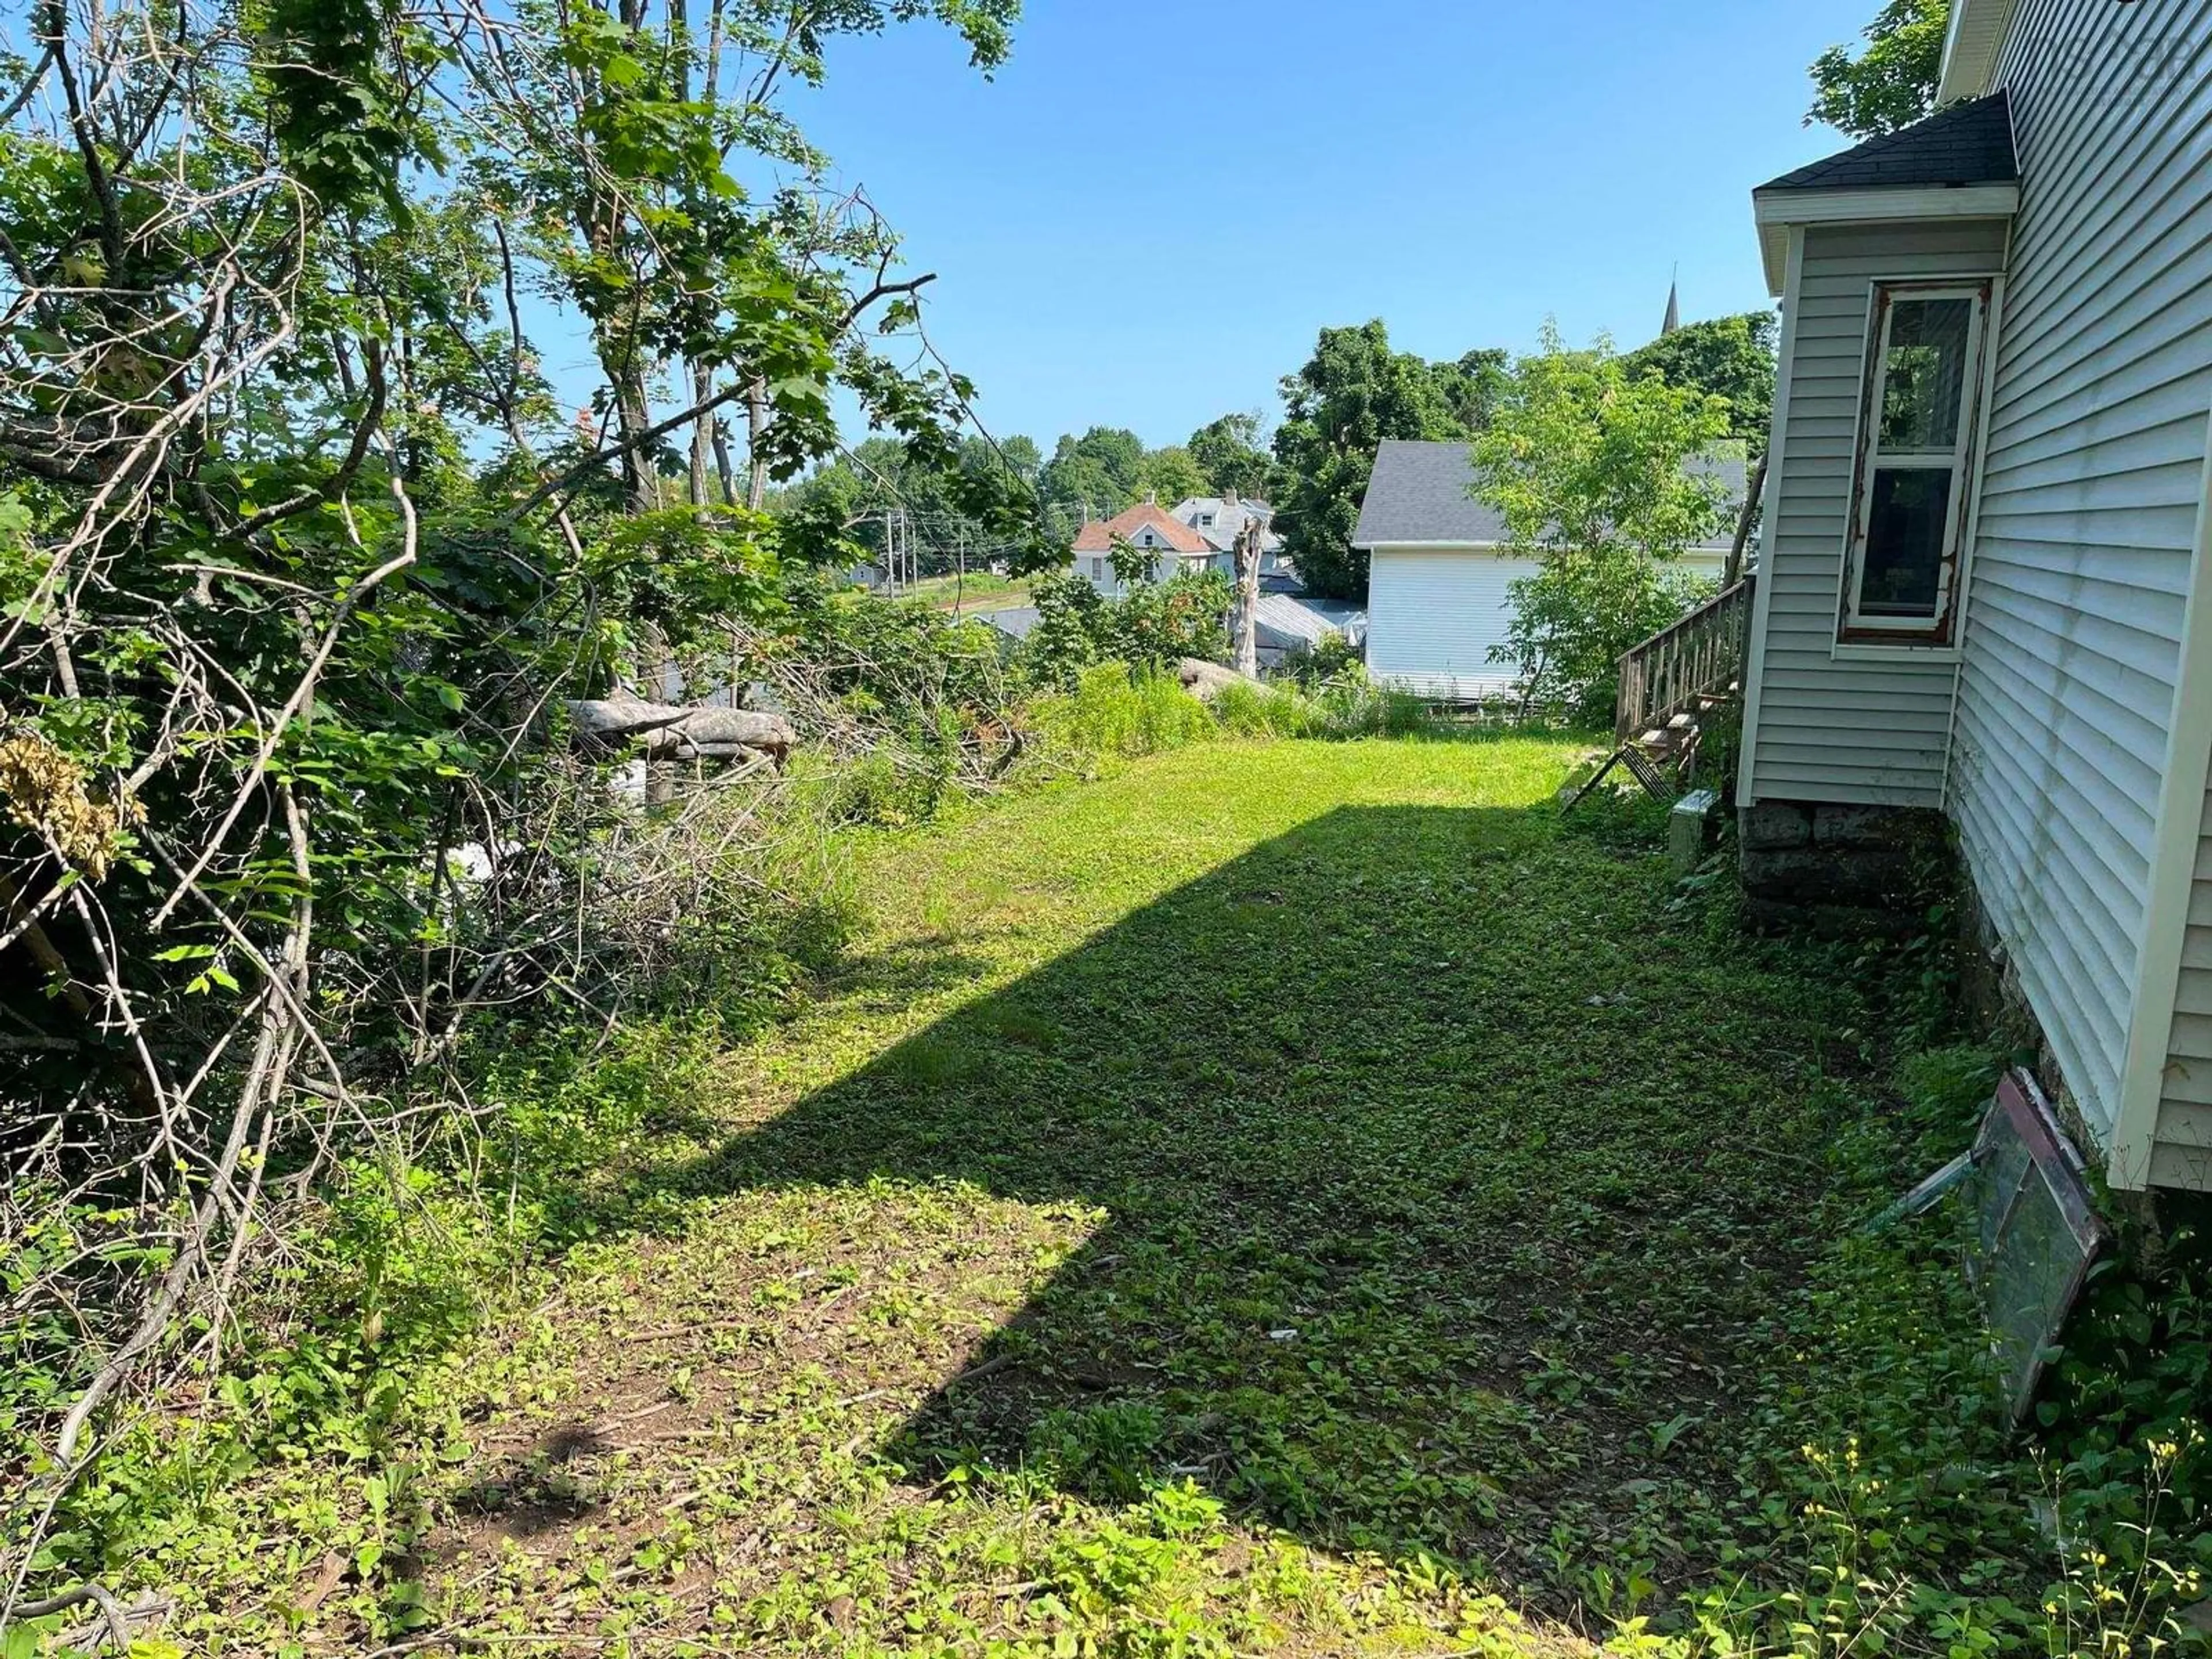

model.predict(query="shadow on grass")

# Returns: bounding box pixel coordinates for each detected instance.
[661,797,1844,1609]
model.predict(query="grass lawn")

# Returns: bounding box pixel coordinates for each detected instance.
[147,737,2062,1656]
[906,571,1033,613]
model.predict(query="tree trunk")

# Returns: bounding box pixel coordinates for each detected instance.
[1232,518,1262,678]
[711,414,737,507]
[613,363,658,514]
[745,376,770,510]
[1177,657,1256,702]
[1724,450,1768,589]
[688,359,713,507]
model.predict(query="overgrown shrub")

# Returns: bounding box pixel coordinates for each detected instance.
[1032,665,1218,762]
[1019,569,1231,690]
[1210,675,1438,741]
[1272,632,1366,692]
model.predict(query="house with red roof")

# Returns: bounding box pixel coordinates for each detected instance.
[1070,499,1221,596]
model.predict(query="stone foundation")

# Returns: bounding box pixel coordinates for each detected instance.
[1742,801,2212,1258]
[1737,800,1952,933]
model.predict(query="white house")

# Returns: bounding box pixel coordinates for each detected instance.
[1350,440,1744,700]
[1731,0,2212,1194]
[1071,496,1287,595]
[1177,494,1289,578]
[1070,500,1218,595]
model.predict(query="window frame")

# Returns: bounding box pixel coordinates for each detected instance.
[1836,277,1995,648]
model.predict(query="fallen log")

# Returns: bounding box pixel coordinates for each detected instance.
[567,695,794,771]
[663,707,794,753]
[654,709,793,771]
[566,692,692,746]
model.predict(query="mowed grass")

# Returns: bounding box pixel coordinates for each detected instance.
[904,571,1033,613]
[157,737,1982,1656]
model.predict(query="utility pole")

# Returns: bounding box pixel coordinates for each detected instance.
[1232,516,1261,677]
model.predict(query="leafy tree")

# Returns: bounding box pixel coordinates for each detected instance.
[1188,414,1274,498]
[968,433,1041,486]
[1429,350,1513,438]
[1624,313,1779,452]
[1040,426,1147,527]
[0,0,1030,1547]
[1809,0,1950,139]
[1270,321,1474,599]
[777,429,1048,578]
[1113,567,1233,666]
[1021,567,1229,687]
[1472,325,1736,718]
[1137,446,1210,510]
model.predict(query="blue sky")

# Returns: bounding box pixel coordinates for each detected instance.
[543,2,1887,454]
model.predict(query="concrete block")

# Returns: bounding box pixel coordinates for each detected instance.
[1739,801,1813,852]
[1669,789,1718,874]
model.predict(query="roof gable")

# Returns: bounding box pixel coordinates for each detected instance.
[1172,496,1285,555]
[1071,501,1214,555]
[1756,92,2017,195]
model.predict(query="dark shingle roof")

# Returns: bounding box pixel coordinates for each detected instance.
[1757,92,2017,195]
[1350,440,1747,552]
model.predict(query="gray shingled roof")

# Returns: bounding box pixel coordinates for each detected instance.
[1350,440,1747,552]
[1255,591,1367,651]
[1174,497,1284,556]
[1757,92,2016,195]
[980,605,1039,641]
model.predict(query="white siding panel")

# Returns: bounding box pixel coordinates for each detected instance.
[1949,0,2212,1176]
[2151,1142,2212,1188]
[1745,219,2011,808]
[1365,548,1537,699]
[1367,546,1725,701]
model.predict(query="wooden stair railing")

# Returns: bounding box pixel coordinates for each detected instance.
[1566,574,1756,810]
[1615,573,1756,744]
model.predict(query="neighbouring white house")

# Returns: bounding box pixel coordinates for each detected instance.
[1070,499,1217,594]
[1178,494,1289,577]
[1350,440,1745,700]
[1071,496,1287,594]
[1730,0,2212,1195]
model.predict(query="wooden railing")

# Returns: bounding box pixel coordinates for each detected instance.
[1615,574,1756,743]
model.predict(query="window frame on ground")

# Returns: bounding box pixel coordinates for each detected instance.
[1836,277,1995,647]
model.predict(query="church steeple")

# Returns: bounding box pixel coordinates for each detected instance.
[1662,269,1681,336]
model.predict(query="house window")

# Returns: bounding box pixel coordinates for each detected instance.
[1198,512,1215,527]
[1090,558,1105,581]
[1838,280,1993,645]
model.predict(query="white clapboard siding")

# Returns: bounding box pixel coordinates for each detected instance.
[2160,785,2212,1189]
[1945,0,2212,1167]
[1366,548,1536,698]
[1745,219,2012,807]
[1366,546,1726,701]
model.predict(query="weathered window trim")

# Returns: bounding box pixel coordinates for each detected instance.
[1830,640,1965,664]
[1836,276,1997,649]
